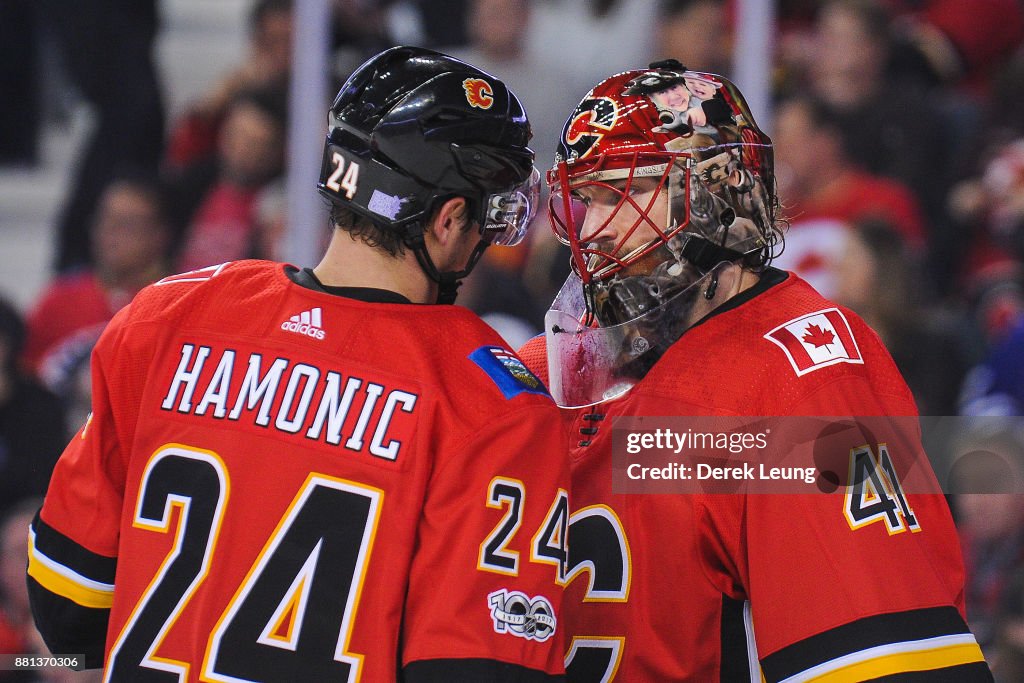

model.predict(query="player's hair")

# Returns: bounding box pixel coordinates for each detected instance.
[329,197,475,259]
[329,205,407,258]
[229,85,288,133]
[659,0,725,18]
[102,168,172,229]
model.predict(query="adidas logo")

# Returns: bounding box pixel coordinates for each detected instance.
[281,307,326,340]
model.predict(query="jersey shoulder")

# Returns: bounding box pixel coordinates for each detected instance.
[395,307,552,409]
[644,273,916,414]
[752,274,915,413]
[515,334,549,387]
[119,260,281,330]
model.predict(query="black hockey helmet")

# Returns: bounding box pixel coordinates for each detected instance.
[317,46,539,301]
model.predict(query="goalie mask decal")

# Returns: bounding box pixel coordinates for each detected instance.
[559,97,618,161]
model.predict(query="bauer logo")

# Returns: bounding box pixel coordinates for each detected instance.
[487,589,556,642]
[281,307,326,340]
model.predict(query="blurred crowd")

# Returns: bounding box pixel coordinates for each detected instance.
[1,0,1024,678]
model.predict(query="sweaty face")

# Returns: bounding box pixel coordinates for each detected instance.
[566,175,671,280]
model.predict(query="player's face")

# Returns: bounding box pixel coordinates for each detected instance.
[684,78,715,100]
[571,176,668,276]
[652,83,690,110]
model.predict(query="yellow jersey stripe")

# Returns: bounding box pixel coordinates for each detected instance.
[781,635,985,683]
[27,534,114,609]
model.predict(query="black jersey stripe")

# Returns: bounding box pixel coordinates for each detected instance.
[720,595,755,681]
[760,606,974,682]
[26,575,110,669]
[30,511,117,585]
[862,661,994,682]
[403,658,565,682]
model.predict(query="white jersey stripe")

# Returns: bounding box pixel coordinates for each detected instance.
[28,528,116,593]
[778,633,981,683]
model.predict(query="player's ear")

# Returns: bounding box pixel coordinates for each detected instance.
[427,197,470,246]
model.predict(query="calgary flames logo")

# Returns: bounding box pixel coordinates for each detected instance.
[463,78,494,109]
[560,97,617,160]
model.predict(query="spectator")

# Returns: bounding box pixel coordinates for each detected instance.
[527,0,660,94]
[0,301,66,526]
[655,0,730,75]
[170,86,288,273]
[0,499,42,677]
[947,137,1024,347]
[987,50,1024,143]
[331,0,397,62]
[448,0,580,172]
[948,426,1024,676]
[800,0,954,285]
[771,94,926,297]
[960,315,1024,417]
[22,175,171,376]
[892,0,1024,96]
[38,0,164,273]
[833,219,970,415]
[165,0,294,173]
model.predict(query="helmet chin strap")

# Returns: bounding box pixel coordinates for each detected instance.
[403,221,490,304]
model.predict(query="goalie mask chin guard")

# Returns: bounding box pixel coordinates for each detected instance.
[544,236,762,408]
[317,45,539,302]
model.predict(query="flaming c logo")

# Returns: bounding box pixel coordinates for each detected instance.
[463,78,494,109]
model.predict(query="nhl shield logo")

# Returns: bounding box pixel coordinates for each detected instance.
[765,308,863,376]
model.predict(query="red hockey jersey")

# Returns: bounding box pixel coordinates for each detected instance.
[520,270,989,682]
[28,261,570,681]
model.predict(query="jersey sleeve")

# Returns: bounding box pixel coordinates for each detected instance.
[400,402,570,681]
[698,376,991,682]
[26,307,137,668]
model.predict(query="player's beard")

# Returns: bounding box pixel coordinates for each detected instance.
[585,247,710,378]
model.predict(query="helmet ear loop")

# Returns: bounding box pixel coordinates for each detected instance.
[702,207,739,301]
[402,205,490,304]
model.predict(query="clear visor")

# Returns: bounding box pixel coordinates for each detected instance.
[481,167,541,246]
[544,262,731,408]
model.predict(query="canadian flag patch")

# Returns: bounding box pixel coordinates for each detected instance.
[764,308,863,376]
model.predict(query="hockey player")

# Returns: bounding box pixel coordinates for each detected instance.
[28,46,569,681]
[518,60,993,681]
